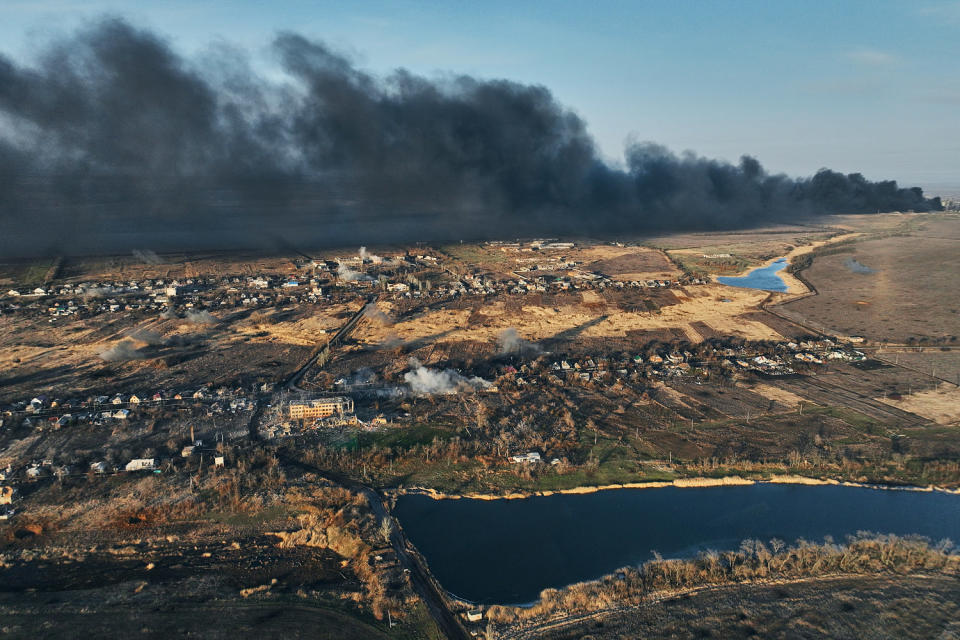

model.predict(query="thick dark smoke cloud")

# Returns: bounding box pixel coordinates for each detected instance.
[0,18,942,258]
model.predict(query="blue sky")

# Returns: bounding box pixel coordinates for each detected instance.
[2,0,958,186]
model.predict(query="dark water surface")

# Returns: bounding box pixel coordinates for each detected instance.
[717,257,789,291]
[394,484,960,604]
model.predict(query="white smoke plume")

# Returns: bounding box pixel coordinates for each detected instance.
[497,328,542,355]
[81,286,114,300]
[403,357,490,395]
[379,334,404,349]
[337,262,373,282]
[132,249,163,264]
[363,304,392,324]
[185,309,216,324]
[359,246,383,264]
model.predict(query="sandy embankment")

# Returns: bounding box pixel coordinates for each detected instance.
[393,473,960,502]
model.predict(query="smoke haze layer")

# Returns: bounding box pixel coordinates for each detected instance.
[0,18,942,258]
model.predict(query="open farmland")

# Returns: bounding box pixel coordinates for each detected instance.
[355,284,784,359]
[775,215,960,343]
[58,252,302,282]
[872,348,960,387]
[0,305,334,403]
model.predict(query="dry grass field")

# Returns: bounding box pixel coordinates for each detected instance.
[0,303,358,402]
[57,251,302,282]
[872,349,960,384]
[649,224,838,275]
[877,385,960,425]
[359,284,783,360]
[777,215,960,343]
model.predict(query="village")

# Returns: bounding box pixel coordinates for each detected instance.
[0,220,957,639]
[0,240,711,324]
[0,328,873,512]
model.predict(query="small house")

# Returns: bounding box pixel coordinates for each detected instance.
[0,486,16,505]
[125,458,156,472]
[510,452,542,464]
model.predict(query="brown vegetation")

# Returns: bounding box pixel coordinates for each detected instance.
[486,534,959,626]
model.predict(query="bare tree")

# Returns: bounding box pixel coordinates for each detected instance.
[378,517,394,544]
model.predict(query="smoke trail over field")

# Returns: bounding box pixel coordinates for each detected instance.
[844,258,876,274]
[132,249,163,264]
[0,18,942,258]
[363,304,393,324]
[99,339,144,362]
[185,310,217,324]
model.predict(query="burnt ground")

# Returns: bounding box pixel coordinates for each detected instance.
[526,574,960,640]
[0,529,394,640]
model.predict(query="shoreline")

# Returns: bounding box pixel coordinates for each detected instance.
[390,474,960,502]
[714,231,863,296]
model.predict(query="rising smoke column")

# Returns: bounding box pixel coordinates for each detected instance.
[496,328,542,356]
[0,18,942,258]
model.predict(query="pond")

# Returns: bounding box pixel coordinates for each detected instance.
[716,257,788,292]
[394,484,960,604]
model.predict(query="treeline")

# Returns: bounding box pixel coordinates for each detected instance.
[486,533,959,624]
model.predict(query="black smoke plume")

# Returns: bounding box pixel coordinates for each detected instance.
[0,18,942,258]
